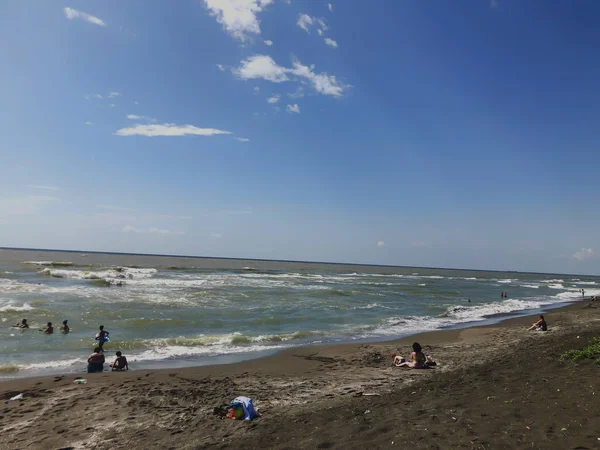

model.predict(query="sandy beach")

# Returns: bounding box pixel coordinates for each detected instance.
[0,301,599,449]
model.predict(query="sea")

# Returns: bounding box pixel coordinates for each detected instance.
[1,248,598,378]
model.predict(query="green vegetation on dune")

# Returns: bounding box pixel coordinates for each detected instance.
[560,337,600,363]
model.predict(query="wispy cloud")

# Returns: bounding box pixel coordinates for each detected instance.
[108,92,121,98]
[123,225,185,235]
[0,195,60,215]
[254,86,261,93]
[264,39,273,46]
[64,7,106,27]
[216,64,225,71]
[25,185,60,191]
[328,3,333,12]
[288,87,305,98]
[235,137,250,142]
[490,0,499,8]
[233,55,347,97]
[97,204,136,212]
[376,241,385,247]
[115,123,231,137]
[286,104,300,114]
[84,121,93,126]
[126,114,156,122]
[203,0,274,41]
[210,233,223,238]
[324,37,338,48]
[412,241,427,247]
[267,94,280,104]
[297,14,313,32]
[573,248,595,261]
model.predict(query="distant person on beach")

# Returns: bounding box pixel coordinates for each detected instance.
[42,322,53,334]
[60,320,70,333]
[87,347,105,373]
[528,315,547,331]
[13,319,29,329]
[95,325,110,350]
[110,351,129,371]
[395,342,427,368]
[582,289,585,298]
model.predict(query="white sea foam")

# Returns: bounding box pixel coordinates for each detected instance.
[24,261,73,266]
[41,267,157,282]
[541,279,564,283]
[0,302,34,312]
[576,281,597,285]
[520,284,540,289]
[548,283,566,290]
[497,279,516,284]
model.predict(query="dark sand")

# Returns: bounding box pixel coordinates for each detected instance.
[1,302,599,449]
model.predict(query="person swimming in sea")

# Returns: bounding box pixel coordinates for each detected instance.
[95,325,110,350]
[60,320,70,333]
[41,322,53,334]
[13,319,29,329]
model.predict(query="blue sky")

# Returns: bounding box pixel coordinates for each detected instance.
[1,0,599,274]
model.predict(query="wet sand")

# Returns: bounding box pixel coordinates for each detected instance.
[1,302,599,449]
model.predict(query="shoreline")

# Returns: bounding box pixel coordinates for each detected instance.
[1,297,587,381]
[1,301,599,449]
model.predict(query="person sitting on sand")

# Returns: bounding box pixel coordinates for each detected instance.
[13,319,29,329]
[395,342,427,368]
[41,322,53,334]
[110,351,129,371]
[60,320,70,334]
[95,325,110,350]
[88,347,105,373]
[528,315,547,331]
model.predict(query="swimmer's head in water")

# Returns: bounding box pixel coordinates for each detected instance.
[412,342,422,353]
[116,351,122,357]
[63,320,68,324]
[21,319,27,324]
[47,322,52,327]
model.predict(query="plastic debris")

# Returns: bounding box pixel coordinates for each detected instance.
[74,379,87,384]
[10,393,23,401]
[364,410,371,415]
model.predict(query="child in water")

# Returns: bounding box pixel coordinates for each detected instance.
[95,325,110,350]
[13,319,29,329]
[60,320,70,333]
[42,322,53,334]
[110,351,129,371]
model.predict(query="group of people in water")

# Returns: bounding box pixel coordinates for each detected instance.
[11,319,128,373]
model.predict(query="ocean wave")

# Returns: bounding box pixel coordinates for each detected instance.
[541,279,564,283]
[576,281,597,285]
[520,284,540,289]
[0,302,34,312]
[497,279,516,284]
[24,261,73,266]
[548,283,566,290]
[41,267,157,282]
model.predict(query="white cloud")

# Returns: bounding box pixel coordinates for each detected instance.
[324,37,338,48]
[490,0,499,8]
[109,104,116,108]
[573,248,595,261]
[376,241,385,247]
[84,121,93,126]
[286,104,300,114]
[328,3,333,12]
[297,14,313,33]
[134,101,140,105]
[64,7,107,27]
[115,123,231,137]
[210,233,223,238]
[264,39,273,46]
[108,92,121,98]
[234,55,290,82]
[267,94,280,103]
[288,87,305,98]
[0,195,60,215]
[216,64,225,71]
[25,185,61,191]
[91,94,103,99]
[235,137,250,142]
[123,225,185,235]
[317,28,324,36]
[254,86,261,93]
[203,0,274,41]
[126,114,156,122]
[412,241,427,247]
[233,55,347,96]
[316,18,328,31]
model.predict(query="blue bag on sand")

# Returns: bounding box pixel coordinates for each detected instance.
[229,396,257,420]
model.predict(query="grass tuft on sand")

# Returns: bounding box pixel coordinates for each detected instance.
[560,337,600,363]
